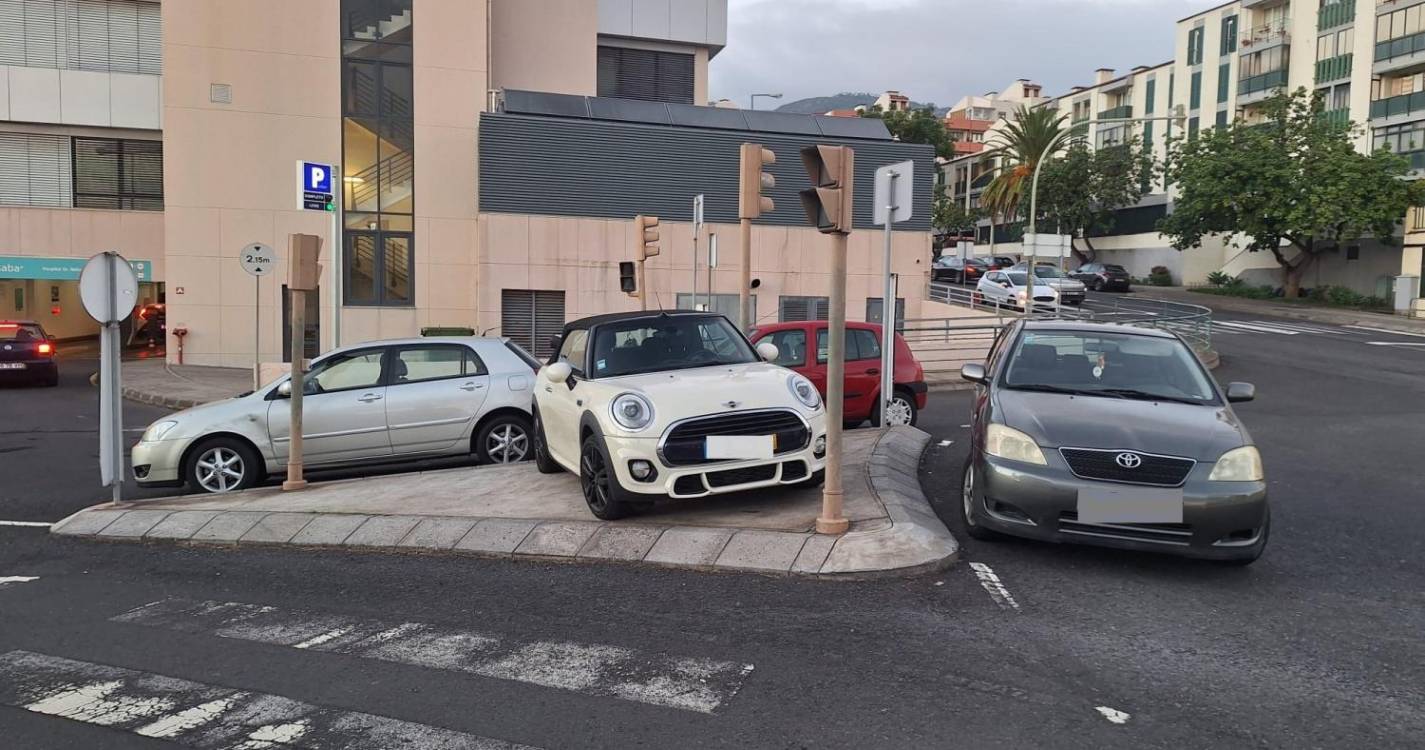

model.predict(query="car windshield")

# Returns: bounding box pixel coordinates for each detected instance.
[1002,330,1219,404]
[1005,272,1030,286]
[591,315,758,378]
[0,323,43,341]
[1032,266,1064,278]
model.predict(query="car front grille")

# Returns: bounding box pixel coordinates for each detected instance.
[781,460,808,481]
[706,464,778,488]
[1058,511,1192,546]
[661,409,809,466]
[1059,448,1195,487]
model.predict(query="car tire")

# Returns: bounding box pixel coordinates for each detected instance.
[43,372,59,387]
[579,435,634,521]
[532,410,562,475]
[870,390,918,427]
[1216,507,1271,567]
[475,413,533,465]
[960,459,1002,541]
[1090,278,1104,292]
[185,437,262,494]
[791,468,825,490]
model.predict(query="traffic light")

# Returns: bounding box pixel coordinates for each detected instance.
[619,261,637,295]
[739,143,777,219]
[288,233,323,291]
[799,145,855,234]
[634,214,661,259]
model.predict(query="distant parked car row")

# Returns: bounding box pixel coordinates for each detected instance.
[934,255,1133,294]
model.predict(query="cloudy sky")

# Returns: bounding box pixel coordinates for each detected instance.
[709,0,1203,108]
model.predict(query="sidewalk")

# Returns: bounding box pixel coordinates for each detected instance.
[51,427,958,579]
[117,360,252,409]
[1151,287,1425,334]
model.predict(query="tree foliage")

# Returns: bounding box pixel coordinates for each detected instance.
[862,105,953,159]
[1038,136,1154,261]
[1159,88,1424,297]
[932,192,980,235]
[981,106,1070,225]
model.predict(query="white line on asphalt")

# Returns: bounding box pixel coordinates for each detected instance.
[967,563,1019,611]
[0,650,534,749]
[937,440,954,447]
[1345,325,1425,338]
[113,598,754,714]
[1095,706,1131,724]
[0,521,53,528]
[1366,341,1425,348]
[0,576,39,587]
[1213,321,1300,335]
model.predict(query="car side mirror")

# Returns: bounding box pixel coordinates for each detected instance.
[960,363,987,384]
[276,381,292,397]
[756,341,780,362]
[1226,382,1255,403]
[546,361,572,384]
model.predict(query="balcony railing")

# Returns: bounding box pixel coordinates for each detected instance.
[1242,20,1291,49]
[1376,30,1425,63]
[1315,53,1353,83]
[1239,69,1288,97]
[1320,108,1351,129]
[1370,91,1425,120]
[1098,105,1132,120]
[1318,0,1354,31]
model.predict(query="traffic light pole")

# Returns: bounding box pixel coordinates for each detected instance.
[637,258,648,311]
[817,231,850,535]
[283,289,308,492]
[738,217,752,330]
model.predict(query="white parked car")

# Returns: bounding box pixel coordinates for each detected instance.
[531,310,829,520]
[132,337,540,493]
[975,269,1060,312]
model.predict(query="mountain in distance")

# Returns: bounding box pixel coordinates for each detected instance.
[776,92,948,117]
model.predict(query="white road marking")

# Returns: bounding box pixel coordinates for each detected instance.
[0,650,535,749]
[114,598,753,714]
[0,576,39,587]
[968,563,1020,611]
[1366,341,1425,348]
[937,440,954,447]
[1214,321,1300,335]
[1345,325,1425,338]
[1095,706,1131,724]
[0,521,53,528]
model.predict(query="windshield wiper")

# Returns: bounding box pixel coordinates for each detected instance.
[1006,384,1094,396]
[1093,388,1204,405]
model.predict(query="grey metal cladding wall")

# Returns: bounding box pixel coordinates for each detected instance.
[479,113,933,231]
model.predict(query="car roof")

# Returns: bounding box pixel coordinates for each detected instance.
[753,320,878,332]
[564,309,725,330]
[328,336,511,353]
[1019,319,1178,339]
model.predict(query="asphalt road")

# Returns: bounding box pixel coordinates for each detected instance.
[2,303,1423,748]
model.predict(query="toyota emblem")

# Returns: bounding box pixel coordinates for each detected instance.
[1115,452,1143,469]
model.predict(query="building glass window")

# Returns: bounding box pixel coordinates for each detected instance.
[0,132,72,207]
[1190,71,1202,109]
[597,45,694,104]
[1217,63,1230,103]
[1215,110,1228,129]
[1188,117,1200,139]
[1144,78,1157,114]
[1187,26,1205,65]
[341,0,414,306]
[1221,15,1238,55]
[72,137,163,210]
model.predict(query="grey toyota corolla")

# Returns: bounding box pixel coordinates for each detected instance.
[959,320,1269,564]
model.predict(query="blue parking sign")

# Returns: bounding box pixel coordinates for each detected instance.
[301,162,333,194]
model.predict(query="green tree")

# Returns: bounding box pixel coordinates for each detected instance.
[1038,136,1153,262]
[981,106,1070,226]
[932,191,980,235]
[1160,88,1423,298]
[862,105,953,159]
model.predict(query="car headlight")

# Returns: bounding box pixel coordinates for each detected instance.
[141,420,178,443]
[787,374,822,409]
[984,424,1047,465]
[1209,446,1264,481]
[610,393,655,432]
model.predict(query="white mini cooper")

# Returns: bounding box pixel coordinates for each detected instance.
[532,310,829,520]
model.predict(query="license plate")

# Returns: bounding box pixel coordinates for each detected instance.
[705,435,775,460]
[0,363,25,370]
[1077,486,1183,524]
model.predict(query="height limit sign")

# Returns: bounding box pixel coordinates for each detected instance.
[297,161,335,212]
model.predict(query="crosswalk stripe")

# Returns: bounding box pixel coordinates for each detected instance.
[1214,321,1300,335]
[0,576,39,588]
[1346,325,1425,339]
[1366,341,1425,348]
[0,650,536,749]
[113,598,754,714]
[1252,321,1347,334]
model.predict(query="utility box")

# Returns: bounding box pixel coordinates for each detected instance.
[1394,275,1420,314]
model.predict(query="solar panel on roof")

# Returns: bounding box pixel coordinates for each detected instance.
[503,90,590,118]
[741,110,822,136]
[588,97,672,125]
[815,115,891,140]
[667,104,749,131]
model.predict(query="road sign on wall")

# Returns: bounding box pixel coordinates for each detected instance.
[296,161,335,212]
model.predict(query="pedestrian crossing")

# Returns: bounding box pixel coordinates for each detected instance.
[1212,319,1349,336]
[0,594,760,747]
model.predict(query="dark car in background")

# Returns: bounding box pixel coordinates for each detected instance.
[0,321,59,387]
[1071,263,1132,292]
[932,256,988,285]
[987,256,1018,271]
[958,320,1268,564]
[128,303,165,349]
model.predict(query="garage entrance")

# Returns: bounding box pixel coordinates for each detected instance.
[0,255,162,350]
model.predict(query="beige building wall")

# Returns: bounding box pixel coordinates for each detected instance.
[490,0,598,95]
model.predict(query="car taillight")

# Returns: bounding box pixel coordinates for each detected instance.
[38,343,53,355]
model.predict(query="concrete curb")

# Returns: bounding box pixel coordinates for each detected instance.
[1174,289,1425,333]
[50,427,957,579]
[88,372,207,410]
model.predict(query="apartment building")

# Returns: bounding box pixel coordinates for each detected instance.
[0,0,934,368]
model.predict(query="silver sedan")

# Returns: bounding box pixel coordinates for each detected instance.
[131,337,539,493]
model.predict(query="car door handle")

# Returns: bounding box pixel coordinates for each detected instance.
[357,393,383,403]
[544,386,553,393]
[459,382,485,391]
[866,368,880,376]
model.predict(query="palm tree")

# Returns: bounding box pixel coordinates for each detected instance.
[981,106,1071,228]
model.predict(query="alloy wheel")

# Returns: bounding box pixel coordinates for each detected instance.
[195,447,244,493]
[962,463,976,526]
[486,423,529,463]
[580,446,611,512]
[884,397,914,426]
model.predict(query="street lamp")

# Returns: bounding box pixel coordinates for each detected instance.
[750,93,783,110]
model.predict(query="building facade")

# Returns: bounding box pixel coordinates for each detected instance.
[0,0,934,368]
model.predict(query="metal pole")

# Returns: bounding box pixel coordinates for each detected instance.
[818,232,850,535]
[254,274,261,390]
[707,233,716,314]
[638,259,648,311]
[331,203,340,350]
[879,170,898,427]
[738,218,752,330]
[283,289,308,491]
[105,253,123,504]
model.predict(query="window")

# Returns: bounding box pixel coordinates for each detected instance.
[779,296,830,322]
[1187,27,1205,66]
[502,289,566,360]
[865,297,906,329]
[392,346,484,383]
[1216,110,1228,129]
[71,137,162,210]
[590,316,757,377]
[1144,78,1157,115]
[307,350,385,394]
[1217,63,1230,103]
[1190,71,1202,109]
[1220,15,1238,55]
[1004,331,1217,404]
[675,293,754,322]
[852,329,882,361]
[0,132,72,207]
[597,45,694,104]
[1330,83,1351,110]
[0,0,160,73]
[557,330,588,373]
[342,0,414,306]
[1188,117,1200,139]
[762,328,808,367]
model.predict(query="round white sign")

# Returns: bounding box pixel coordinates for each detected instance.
[78,252,140,325]
[240,242,277,276]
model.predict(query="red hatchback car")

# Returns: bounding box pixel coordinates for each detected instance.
[749,321,928,427]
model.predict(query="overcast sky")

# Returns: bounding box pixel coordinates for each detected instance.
[709,0,1203,109]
